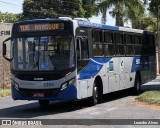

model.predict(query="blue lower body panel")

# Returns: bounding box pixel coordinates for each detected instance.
[12,84,77,101]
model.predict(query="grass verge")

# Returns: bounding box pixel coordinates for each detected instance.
[0,88,11,97]
[136,90,160,105]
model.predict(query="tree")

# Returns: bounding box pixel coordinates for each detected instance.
[58,0,85,17]
[148,0,160,17]
[98,0,145,26]
[98,3,107,24]
[0,12,21,23]
[82,0,98,18]
[132,14,156,31]
[22,0,59,20]
[22,0,97,20]
[125,1,145,29]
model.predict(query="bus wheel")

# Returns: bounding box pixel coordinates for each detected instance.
[92,83,98,105]
[90,82,102,106]
[133,73,141,94]
[39,100,49,107]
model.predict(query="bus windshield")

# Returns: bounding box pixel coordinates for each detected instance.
[12,36,75,71]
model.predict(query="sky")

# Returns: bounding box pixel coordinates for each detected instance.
[0,0,128,26]
[0,0,23,13]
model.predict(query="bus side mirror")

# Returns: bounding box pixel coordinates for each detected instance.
[2,37,12,61]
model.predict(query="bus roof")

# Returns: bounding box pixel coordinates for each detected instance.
[18,18,64,24]
[16,18,154,34]
[77,20,119,31]
[119,27,143,33]
[76,20,154,34]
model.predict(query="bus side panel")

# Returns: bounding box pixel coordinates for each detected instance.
[77,58,110,99]
[119,57,135,90]
[87,78,94,97]
[106,57,120,93]
[131,56,156,85]
[101,76,109,94]
[77,78,94,99]
[78,80,88,99]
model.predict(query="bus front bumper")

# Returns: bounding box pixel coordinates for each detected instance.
[11,83,77,101]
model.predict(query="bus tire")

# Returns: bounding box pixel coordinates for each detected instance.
[39,100,49,107]
[90,81,103,106]
[92,83,98,105]
[133,73,141,94]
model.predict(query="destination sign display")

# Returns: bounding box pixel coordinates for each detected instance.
[19,23,64,32]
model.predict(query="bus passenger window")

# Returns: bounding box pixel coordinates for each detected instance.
[104,32,113,43]
[115,33,123,44]
[92,29,103,56]
[93,43,103,56]
[134,35,142,55]
[125,34,134,56]
[104,32,115,56]
[105,45,115,56]
[115,33,125,56]
[92,30,102,42]
[134,35,142,45]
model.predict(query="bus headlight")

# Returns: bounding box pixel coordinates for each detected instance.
[61,77,76,90]
[14,82,19,90]
[61,83,68,90]
[68,78,75,85]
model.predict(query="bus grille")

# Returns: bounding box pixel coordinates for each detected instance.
[18,88,60,98]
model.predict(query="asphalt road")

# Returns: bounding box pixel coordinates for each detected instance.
[1,77,160,128]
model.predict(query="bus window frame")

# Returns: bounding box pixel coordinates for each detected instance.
[103,30,115,57]
[92,29,104,57]
[114,31,125,56]
[133,34,142,55]
[124,32,135,56]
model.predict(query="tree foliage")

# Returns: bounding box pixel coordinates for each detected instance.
[22,0,97,20]
[98,0,145,27]
[0,12,21,23]
[148,0,160,17]
[133,14,156,31]
[82,0,98,18]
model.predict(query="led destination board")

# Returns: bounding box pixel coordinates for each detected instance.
[19,23,64,32]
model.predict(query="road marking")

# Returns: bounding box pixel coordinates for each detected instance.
[90,111,100,115]
[107,107,117,112]
[77,107,98,114]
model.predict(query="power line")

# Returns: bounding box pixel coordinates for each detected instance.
[0,0,22,7]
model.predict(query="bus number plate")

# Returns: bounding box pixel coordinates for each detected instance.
[33,92,44,97]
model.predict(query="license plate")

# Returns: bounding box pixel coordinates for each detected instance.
[33,92,44,97]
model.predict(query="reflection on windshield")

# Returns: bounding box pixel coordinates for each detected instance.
[12,36,75,71]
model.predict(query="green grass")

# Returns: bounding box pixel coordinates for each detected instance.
[136,91,160,104]
[0,87,11,97]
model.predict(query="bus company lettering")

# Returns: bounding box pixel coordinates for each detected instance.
[0,31,10,36]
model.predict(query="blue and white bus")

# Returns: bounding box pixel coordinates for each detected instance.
[2,17,156,107]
